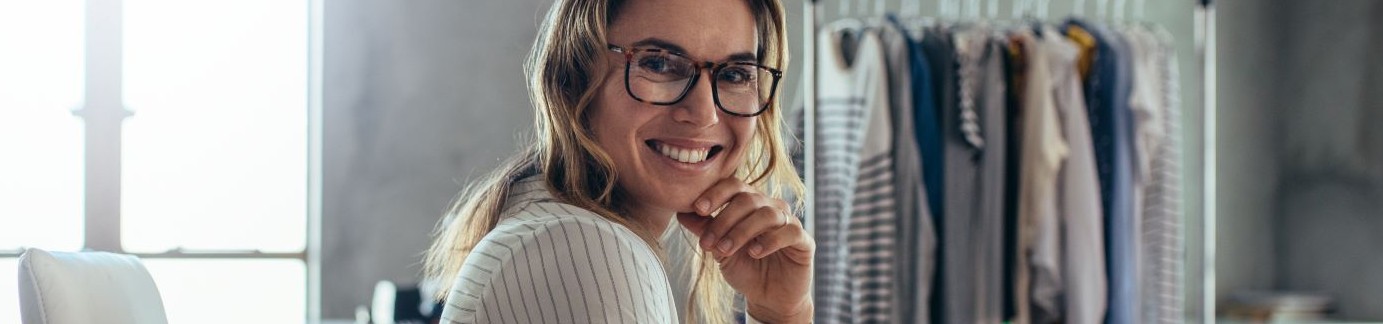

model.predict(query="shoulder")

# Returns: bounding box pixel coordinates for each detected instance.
[440,176,676,323]
[490,176,653,258]
[482,200,654,267]
[464,176,663,282]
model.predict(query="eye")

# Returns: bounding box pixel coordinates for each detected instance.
[717,66,757,85]
[637,55,670,72]
[636,53,689,77]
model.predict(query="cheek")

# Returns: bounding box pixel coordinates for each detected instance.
[722,118,759,169]
[589,79,654,164]
[589,77,632,143]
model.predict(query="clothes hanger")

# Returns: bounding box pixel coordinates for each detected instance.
[987,0,1000,20]
[1113,0,1126,22]
[901,0,939,38]
[825,0,866,35]
[901,0,921,17]
[1134,0,1146,21]
[1012,0,1027,19]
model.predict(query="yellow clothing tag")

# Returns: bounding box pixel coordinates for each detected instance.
[1064,25,1098,81]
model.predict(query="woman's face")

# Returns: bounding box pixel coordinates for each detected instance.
[590,0,760,216]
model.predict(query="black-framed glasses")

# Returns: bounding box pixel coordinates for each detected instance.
[607,44,783,117]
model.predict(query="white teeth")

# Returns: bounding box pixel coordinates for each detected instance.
[654,142,711,164]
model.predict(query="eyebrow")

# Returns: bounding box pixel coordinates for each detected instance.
[629,37,758,63]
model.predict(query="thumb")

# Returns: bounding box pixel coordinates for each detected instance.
[675,212,710,237]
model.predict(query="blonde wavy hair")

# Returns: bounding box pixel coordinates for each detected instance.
[423,0,799,323]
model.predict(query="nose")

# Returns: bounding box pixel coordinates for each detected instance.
[671,69,720,128]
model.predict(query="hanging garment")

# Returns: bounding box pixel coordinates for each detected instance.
[1009,24,1112,324]
[843,23,902,324]
[897,17,946,324]
[1130,26,1185,324]
[1013,28,1070,324]
[1065,19,1140,324]
[1123,26,1162,324]
[1001,28,1027,324]
[812,21,891,324]
[882,16,939,324]
[975,32,1013,324]
[1047,25,1111,324]
[903,22,946,239]
[937,24,1010,324]
[919,25,957,324]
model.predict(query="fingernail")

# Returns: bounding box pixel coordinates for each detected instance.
[700,235,715,249]
[717,239,733,253]
[748,243,764,257]
[696,199,710,214]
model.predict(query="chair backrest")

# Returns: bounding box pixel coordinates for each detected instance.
[17,248,169,324]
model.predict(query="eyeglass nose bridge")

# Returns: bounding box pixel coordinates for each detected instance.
[680,60,726,100]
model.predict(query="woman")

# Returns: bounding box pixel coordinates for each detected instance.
[423,0,813,323]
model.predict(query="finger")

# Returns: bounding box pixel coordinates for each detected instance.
[675,212,710,237]
[702,193,791,245]
[691,178,754,216]
[699,192,767,251]
[744,220,813,263]
[715,206,792,256]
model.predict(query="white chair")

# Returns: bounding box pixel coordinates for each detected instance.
[17,248,169,324]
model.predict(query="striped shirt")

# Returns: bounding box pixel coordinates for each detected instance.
[1131,26,1184,324]
[439,176,678,323]
[813,21,894,323]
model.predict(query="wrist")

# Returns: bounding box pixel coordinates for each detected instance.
[747,298,813,324]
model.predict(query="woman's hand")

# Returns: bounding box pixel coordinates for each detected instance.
[675,178,814,323]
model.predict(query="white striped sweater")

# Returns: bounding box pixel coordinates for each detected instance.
[440,176,679,323]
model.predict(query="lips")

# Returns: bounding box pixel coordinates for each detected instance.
[645,139,724,164]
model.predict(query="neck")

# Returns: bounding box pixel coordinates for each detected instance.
[625,203,675,237]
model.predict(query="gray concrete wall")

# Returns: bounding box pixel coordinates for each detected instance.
[1212,0,1284,310]
[1273,0,1383,320]
[322,0,550,317]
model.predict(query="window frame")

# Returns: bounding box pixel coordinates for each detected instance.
[0,0,324,320]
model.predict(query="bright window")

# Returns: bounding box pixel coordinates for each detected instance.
[121,0,308,254]
[0,0,314,322]
[0,0,86,252]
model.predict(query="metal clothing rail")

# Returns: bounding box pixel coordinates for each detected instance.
[798,0,1218,322]
[1196,0,1217,322]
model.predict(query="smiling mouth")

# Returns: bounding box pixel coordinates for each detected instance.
[645,140,724,164]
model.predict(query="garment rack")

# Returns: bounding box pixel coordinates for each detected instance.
[797,0,1218,322]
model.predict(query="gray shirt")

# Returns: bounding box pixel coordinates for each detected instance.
[878,18,938,324]
[932,24,1009,324]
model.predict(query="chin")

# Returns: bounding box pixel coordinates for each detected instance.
[643,183,707,214]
